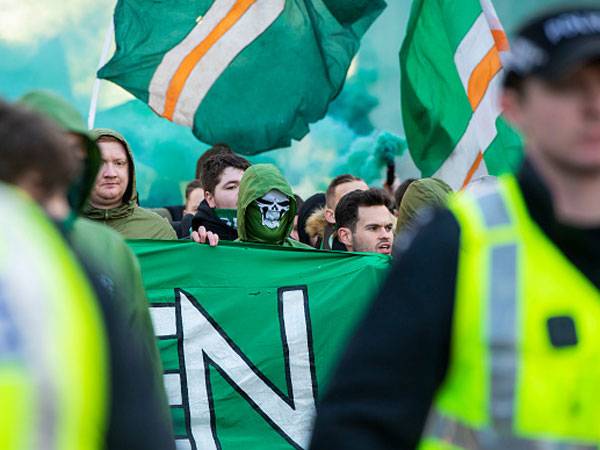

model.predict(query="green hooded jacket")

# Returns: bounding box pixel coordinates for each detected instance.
[82,128,176,240]
[18,91,100,214]
[237,164,312,248]
[396,177,453,233]
[18,91,169,416]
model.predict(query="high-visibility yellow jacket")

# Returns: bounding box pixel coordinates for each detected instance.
[421,175,600,450]
[0,184,107,450]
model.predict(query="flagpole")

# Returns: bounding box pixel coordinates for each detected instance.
[88,19,115,130]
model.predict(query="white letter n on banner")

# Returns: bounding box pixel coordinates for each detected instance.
[176,287,318,450]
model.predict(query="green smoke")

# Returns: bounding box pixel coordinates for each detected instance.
[331,131,407,186]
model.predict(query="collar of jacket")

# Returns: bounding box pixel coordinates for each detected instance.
[517,158,600,289]
[82,200,135,220]
[517,158,600,233]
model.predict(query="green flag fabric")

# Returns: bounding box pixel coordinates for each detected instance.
[130,240,390,450]
[99,0,386,155]
[400,0,523,189]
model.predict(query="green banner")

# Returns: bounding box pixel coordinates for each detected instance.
[130,240,390,450]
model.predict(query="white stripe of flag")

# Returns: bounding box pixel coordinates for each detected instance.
[149,0,236,115]
[435,0,509,188]
[149,0,285,127]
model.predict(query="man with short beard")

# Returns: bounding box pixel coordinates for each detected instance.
[334,188,394,255]
[84,129,177,240]
[310,6,600,450]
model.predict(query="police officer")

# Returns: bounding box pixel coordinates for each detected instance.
[0,189,108,450]
[310,6,600,450]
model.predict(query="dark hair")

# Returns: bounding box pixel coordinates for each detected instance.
[0,99,77,197]
[195,143,234,182]
[185,179,203,200]
[297,192,326,246]
[335,188,393,231]
[394,178,417,210]
[202,152,251,195]
[502,71,527,96]
[294,194,304,213]
[326,174,363,208]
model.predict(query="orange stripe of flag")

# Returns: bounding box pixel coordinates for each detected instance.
[492,29,510,52]
[461,151,484,189]
[467,46,502,111]
[163,0,256,120]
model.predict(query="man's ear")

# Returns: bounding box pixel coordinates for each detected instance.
[324,207,336,225]
[337,227,353,249]
[205,190,216,208]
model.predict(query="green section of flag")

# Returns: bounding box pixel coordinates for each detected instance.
[130,240,389,449]
[99,0,386,154]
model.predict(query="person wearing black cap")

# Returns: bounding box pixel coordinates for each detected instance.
[310,6,600,450]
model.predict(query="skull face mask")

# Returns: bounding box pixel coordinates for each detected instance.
[255,190,290,229]
[245,189,292,244]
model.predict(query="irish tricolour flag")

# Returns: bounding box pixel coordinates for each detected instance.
[98,0,386,154]
[401,0,523,189]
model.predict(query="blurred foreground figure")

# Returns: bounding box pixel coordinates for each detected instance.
[0,100,175,450]
[0,102,106,449]
[0,183,108,450]
[310,6,600,450]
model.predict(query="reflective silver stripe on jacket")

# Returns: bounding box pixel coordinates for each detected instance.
[426,411,597,450]
[481,190,519,434]
[425,189,598,450]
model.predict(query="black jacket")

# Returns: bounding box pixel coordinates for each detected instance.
[191,200,238,241]
[64,225,175,450]
[309,161,600,450]
[172,213,194,239]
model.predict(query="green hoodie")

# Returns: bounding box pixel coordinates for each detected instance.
[82,128,176,240]
[18,91,169,411]
[19,91,101,214]
[396,177,453,233]
[237,164,311,248]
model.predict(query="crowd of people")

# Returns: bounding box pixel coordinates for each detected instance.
[1,4,600,450]
[57,104,453,254]
[0,82,452,450]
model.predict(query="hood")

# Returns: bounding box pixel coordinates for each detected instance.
[17,90,101,214]
[90,128,137,203]
[237,164,297,242]
[396,178,453,233]
[305,207,327,241]
[297,193,326,246]
[81,128,138,220]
